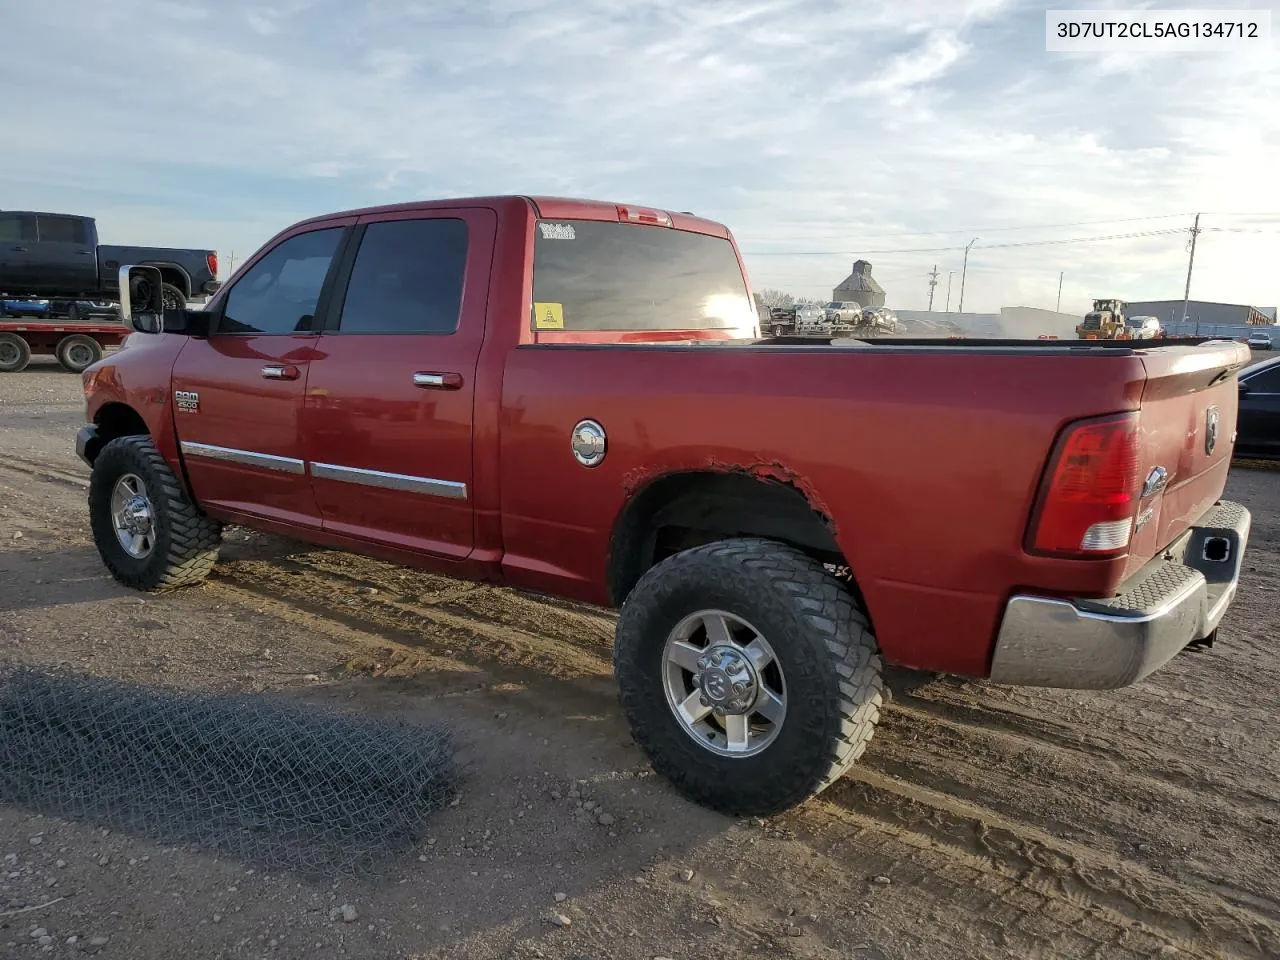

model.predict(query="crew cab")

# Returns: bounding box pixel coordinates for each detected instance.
[0,210,219,309]
[74,196,1253,816]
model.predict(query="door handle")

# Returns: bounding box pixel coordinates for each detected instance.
[261,364,300,380]
[413,371,463,389]
[77,250,93,255]
[11,246,28,253]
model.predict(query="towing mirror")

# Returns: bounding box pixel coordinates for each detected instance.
[118,265,165,334]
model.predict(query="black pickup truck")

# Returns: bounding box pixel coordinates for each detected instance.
[0,210,219,310]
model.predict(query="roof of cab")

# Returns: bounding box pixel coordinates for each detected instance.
[287,195,730,238]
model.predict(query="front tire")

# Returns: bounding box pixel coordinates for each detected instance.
[614,538,883,816]
[88,436,222,591]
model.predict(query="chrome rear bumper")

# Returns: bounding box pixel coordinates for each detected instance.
[989,501,1251,689]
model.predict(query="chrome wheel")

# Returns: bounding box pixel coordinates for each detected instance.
[110,473,155,559]
[662,609,786,757]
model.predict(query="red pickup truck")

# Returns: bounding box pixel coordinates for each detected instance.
[75,196,1253,816]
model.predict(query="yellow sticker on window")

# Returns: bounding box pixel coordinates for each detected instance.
[533,302,564,330]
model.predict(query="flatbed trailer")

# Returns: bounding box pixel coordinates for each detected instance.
[0,319,126,373]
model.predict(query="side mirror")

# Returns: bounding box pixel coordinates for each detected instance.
[118,265,165,334]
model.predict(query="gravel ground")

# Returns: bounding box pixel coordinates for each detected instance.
[1,354,1278,960]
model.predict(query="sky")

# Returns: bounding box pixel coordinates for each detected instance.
[3,0,1278,315]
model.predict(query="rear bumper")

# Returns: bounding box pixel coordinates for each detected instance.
[201,279,221,295]
[989,500,1251,689]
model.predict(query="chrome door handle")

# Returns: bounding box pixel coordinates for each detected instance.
[413,371,463,389]
[262,364,300,380]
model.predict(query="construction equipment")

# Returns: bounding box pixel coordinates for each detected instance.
[1076,299,1127,339]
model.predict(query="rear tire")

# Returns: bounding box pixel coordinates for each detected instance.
[88,435,222,591]
[0,333,32,373]
[614,537,883,816]
[56,334,103,373]
[161,283,187,312]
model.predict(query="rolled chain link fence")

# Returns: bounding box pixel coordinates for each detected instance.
[0,665,461,875]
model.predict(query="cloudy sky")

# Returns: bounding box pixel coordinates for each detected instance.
[4,0,1278,315]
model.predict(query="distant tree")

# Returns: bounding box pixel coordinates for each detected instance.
[755,288,796,309]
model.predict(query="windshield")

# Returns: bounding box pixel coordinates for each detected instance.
[531,219,753,333]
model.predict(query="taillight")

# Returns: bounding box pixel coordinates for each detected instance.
[617,205,672,227]
[207,252,218,278]
[1027,413,1141,557]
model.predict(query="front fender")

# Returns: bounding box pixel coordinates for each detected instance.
[81,332,189,484]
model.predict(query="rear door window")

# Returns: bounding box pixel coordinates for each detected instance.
[531,220,753,333]
[36,216,88,244]
[333,218,468,334]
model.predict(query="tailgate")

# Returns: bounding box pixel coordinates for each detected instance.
[1123,341,1249,579]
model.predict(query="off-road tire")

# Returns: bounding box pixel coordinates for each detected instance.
[56,334,103,373]
[89,435,222,591]
[0,332,32,373]
[614,537,883,816]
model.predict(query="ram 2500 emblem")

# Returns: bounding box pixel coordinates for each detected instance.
[175,390,200,413]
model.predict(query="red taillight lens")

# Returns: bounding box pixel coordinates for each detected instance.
[1028,413,1141,557]
[207,252,218,278]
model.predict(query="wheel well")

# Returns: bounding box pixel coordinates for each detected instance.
[155,266,190,298]
[86,402,149,463]
[607,470,847,605]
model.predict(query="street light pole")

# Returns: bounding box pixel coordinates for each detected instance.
[1056,271,1063,312]
[958,237,978,313]
[945,272,955,311]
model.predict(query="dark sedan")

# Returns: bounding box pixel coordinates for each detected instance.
[1236,356,1280,460]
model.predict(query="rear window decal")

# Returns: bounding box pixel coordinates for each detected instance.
[533,302,565,329]
[538,222,576,240]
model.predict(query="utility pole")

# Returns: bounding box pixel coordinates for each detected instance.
[1181,213,1201,323]
[958,237,978,313]
[927,264,939,310]
[945,272,955,311]
[1056,271,1064,312]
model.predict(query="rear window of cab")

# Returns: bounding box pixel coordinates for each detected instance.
[530,219,754,334]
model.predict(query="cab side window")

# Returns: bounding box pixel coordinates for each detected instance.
[1246,366,1280,392]
[221,227,344,334]
[36,216,88,245]
[333,218,468,334]
[0,214,37,243]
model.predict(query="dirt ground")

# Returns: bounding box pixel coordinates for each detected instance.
[1,355,1278,960]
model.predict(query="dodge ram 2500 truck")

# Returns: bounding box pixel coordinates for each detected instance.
[0,210,219,309]
[74,196,1253,816]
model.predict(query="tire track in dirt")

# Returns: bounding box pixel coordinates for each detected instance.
[867,704,1280,923]
[887,686,1279,812]
[817,769,1279,959]
[0,454,89,491]
[209,554,615,683]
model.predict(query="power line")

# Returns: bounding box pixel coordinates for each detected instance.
[743,227,1187,256]
[736,212,1201,242]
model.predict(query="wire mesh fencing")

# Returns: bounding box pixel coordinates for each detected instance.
[0,665,461,876]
